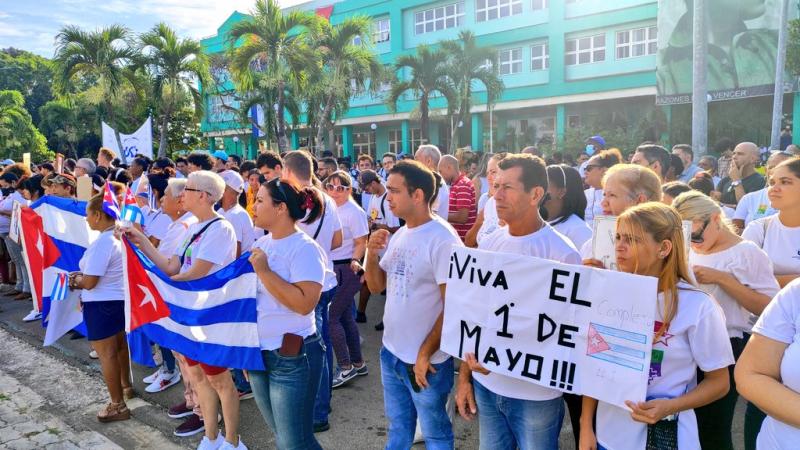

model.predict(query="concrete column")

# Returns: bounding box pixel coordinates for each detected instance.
[342,126,354,157]
[291,130,300,150]
[556,104,566,150]
[661,105,672,148]
[401,120,410,154]
[794,92,800,145]
[471,113,483,151]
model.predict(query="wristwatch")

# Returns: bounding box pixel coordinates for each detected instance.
[731,180,742,187]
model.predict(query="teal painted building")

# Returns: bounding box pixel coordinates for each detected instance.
[200,0,666,158]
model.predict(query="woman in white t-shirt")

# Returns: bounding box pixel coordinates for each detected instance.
[323,172,369,388]
[465,152,506,248]
[736,279,800,450]
[583,149,622,227]
[543,164,592,249]
[69,194,132,423]
[672,191,780,449]
[733,151,793,232]
[579,202,733,450]
[247,177,327,450]
[124,170,245,449]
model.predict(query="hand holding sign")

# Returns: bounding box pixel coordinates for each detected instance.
[625,398,677,425]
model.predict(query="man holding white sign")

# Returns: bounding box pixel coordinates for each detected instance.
[364,160,463,449]
[452,154,583,449]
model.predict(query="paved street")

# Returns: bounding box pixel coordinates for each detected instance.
[0,293,746,449]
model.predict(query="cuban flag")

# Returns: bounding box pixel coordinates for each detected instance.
[122,239,264,370]
[121,187,145,225]
[102,182,120,220]
[25,196,95,344]
[18,207,60,312]
[586,322,648,372]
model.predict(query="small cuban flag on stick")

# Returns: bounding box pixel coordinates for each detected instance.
[121,187,145,225]
[102,182,120,220]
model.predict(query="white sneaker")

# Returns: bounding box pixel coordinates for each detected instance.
[22,310,41,322]
[89,350,98,359]
[197,432,224,450]
[143,366,165,384]
[219,437,248,450]
[145,369,181,393]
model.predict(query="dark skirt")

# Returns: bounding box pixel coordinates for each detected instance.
[82,300,125,341]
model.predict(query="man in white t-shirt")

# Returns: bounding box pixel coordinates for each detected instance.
[365,160,463,449]
[733,151,793,232]
[220,170,256,255]
[360,169,401,233]
[414,144,450,218]
[282,151,342,431]
[455,154,581,449]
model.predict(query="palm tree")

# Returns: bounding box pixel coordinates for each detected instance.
[53,24,137,162]
[387,45,456,145]
[440,30,504,152]
[227,0,320,152]
[0,90,52,160]
[139,23,209,157]
[312,16,384,153]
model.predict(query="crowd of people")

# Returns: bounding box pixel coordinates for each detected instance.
[0,134,798,450]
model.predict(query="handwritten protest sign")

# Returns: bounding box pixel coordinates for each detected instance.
[441,247,658,409]
[9,201,21,243]
[592,216,692,269]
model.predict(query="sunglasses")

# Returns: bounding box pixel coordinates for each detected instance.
[183,187,209,196]
[325,183,349,193]
[691,218,710,244]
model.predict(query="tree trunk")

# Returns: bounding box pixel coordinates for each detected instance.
[420,93,430,146]
[157,113,169,158]
[276,81,289,153]
[316,94,335,155]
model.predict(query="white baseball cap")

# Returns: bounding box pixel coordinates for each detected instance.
[220,170,244,193]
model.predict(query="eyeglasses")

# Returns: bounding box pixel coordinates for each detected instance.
[184,187,208,196]
[271,179,289,204]
[584,165,601,172]
[325,183,348,193]
[690,218,711,244]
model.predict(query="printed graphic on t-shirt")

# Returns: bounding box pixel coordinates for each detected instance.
[385,247,416,301]
[648,321,673,383]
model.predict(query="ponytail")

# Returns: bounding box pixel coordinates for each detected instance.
[299,187,323,224]
[264,178,323,224]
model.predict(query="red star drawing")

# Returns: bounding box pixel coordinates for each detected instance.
[653,321,674,347]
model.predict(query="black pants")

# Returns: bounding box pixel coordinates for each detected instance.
[695,336,746,450]
[564,393,583,449]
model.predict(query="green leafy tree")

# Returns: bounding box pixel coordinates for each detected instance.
[0,90,53,161]
[138,23,209,157]
[787,18,800,77]
[0,48,54,125]
[387,45,456,145]
[440,31,504,152]
[227,0,319,152]
[53,24,138,162]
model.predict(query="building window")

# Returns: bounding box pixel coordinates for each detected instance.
[568,115,581,128]
[498,48,522,75]
[531,0,547,9]
[353,131,376,157]
[208,94,238,123]
[530,43,549,71]
[414,3,464,35]
[410,128,424,150]
[373,18,390,43]
[476,0,522,22]
[565,34,606,66]
[388,129,402,153]
[616,26,657,59]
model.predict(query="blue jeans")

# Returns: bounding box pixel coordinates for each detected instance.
[232,368,251,392]
[250,334,323,450]
[159,346,176,372]
[380,347,454,450]
[473,379,564,450]
[313,287,335,424]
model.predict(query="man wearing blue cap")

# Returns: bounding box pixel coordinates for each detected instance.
[578,136,606,179]
[212,150,228,173]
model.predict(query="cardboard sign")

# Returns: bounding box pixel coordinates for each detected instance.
[76,175,93,201]
[592,216,693,269]
[9,201,21,243]
[441,247,658,409]
[22,153,30,168]
[55,154,64,174]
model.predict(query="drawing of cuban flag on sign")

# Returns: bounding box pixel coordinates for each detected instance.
[586,323,649,372]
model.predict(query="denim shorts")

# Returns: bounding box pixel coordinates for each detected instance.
[82,300,124,341]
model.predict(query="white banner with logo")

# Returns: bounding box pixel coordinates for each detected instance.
[102,117,153,160]
[441,247,658,409]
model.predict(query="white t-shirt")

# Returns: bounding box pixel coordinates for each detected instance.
[0,191,25,234]
[476,196,500,246]
[379,217,463,364]
[752,279,800,450]
[743,215,800,276]
[551,214,593,250]
[434,180,450,218]
[157,212,197,258]
[734,188,777,227]
[367,190,401,228]
[253,231,326,351]
[174,215,237,275]
[690,241,780,338]
[477,192,489,213]
[474,224,582,401]
[143,208,171,241]
[596,284,734,450]
[79,229,124,302]
[330,199,369,261]
[584,187,604,227]
[297,191,341,291]
[222,204,256,253]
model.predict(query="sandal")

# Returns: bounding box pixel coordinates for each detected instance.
[13,292,31,301]
[123,387,136,400]
[97,401,130,423]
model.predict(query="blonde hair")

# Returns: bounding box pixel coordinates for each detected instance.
[672,191,734,232]
[603,164,662,203]
[187,170,225,203]
[165,178,188,198]
[617,202,694,340]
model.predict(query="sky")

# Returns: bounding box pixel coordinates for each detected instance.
[0,0,309,58]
